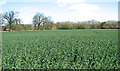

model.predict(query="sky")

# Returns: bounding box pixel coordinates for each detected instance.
[0,0,119,24]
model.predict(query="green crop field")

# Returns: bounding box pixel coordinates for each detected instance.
[2,29,119,69]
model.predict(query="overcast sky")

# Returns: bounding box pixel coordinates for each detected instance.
[0,0,119,24]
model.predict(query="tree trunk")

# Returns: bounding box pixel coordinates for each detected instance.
[9,23,12,31]
[38,24,40,30]
[34,24,36,30]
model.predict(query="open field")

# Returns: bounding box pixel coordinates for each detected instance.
[2,29,119,69]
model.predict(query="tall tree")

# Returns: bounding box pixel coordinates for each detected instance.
[42,16,53,25]
[33,14,39,30]
[33,12,54,30]
[2,11,18,31]
[33,13,44,30]
[14,18,21,24]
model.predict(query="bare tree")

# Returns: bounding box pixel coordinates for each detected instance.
[33,14,39,30]
[2,11,18,31]
[42,17,50,25]
[14,18,21,24]
[33,13,45,30]
[33,12,54,30]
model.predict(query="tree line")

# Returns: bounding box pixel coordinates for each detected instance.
[0,10,119,31]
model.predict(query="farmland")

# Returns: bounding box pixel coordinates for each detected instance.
[2,29,119,69]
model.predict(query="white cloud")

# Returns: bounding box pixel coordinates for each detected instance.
[18,8,35,24]
[55,0,102,22]
[56,0,101,13]
[0,0,6,5]
[57,0,85,4]
[18,7,48,24]
[52,12,117,23]
[56,0,85,7]
[19,7,28,12]
[69,3,101,12]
